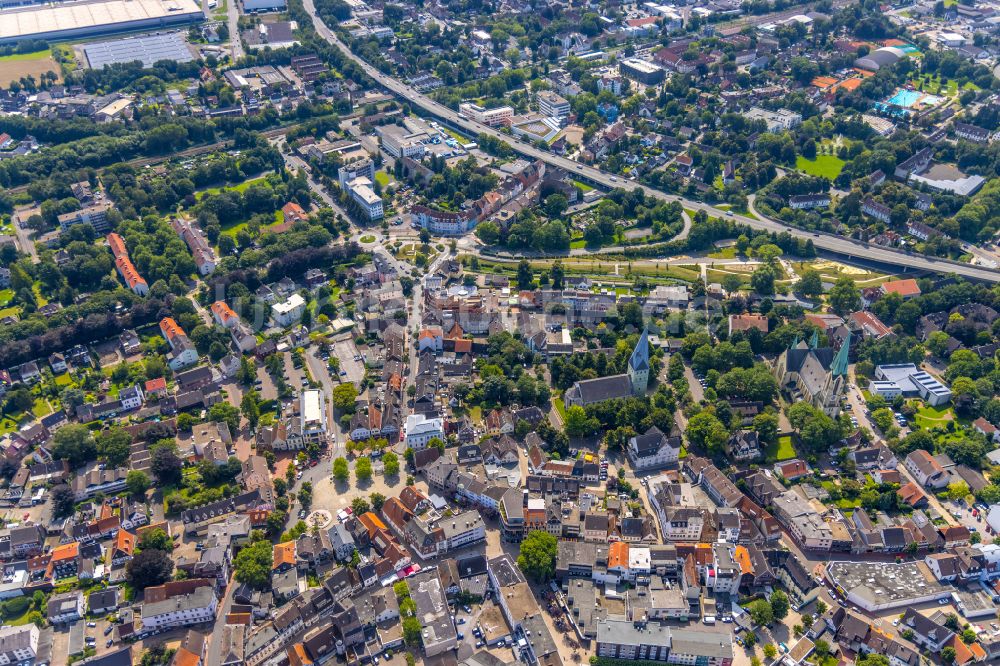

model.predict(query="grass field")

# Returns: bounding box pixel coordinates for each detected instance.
[573,180,594,193]
[914,404,955,429]
[0,50,51,62]
[796,154,845,179]
[552,393,567,423]
[31,398,52,417]
[0,49,60,88]
[198,176,268,200]
[374,171,391,188]
[708,246,737,259]
[53,373,73,387]
[765,435,797,462]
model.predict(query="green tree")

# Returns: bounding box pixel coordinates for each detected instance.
[208,402,241,434]
[517,530,558,582]
[126,470,151,498]
[749,599,774,626]
[402,616,423,646]
[763,644,778,659]
[685,411,729,456]
[564,405,598,438]
[383,451,400,476]
[797,269,823,298]
[942,647,957,664]
[126,548,174,590]
[355,456,373,482]
[371,492,386,511]
[51,485,75,518]
[95,427,132,467]
[241,392,260,431]
[332,382,358,412]
[333,457,349,482]
[151,446,183,486]
[138,528,173,552]
[543,193,569,218]
[233,539,273,589]
[752,412,780,444]
[769,590,790,621]
[828,276,861,316]
[51,424,96,468]
[516,259,534,290]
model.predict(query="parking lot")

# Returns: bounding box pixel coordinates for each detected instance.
[331,335,366,384]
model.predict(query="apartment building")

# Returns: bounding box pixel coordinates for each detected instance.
[537,90,571,118]
[403,413,444,450]
[596,620,734,665]
[141,586,218,632]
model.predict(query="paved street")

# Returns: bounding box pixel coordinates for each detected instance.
[204,574,238,666]
[300,0,1000,284]
[11,209,40,264]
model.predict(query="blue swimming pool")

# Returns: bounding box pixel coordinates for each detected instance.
[887,89,922,107]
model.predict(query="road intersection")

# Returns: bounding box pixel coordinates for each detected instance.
[301,0,1000,284]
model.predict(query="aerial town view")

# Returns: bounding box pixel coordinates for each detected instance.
[6,0,1000,665]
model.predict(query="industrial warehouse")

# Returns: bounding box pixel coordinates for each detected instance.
[0,0,204,43]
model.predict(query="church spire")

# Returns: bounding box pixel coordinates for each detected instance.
[831,330,851,377]
[630,327,649,372]
[628,327,650,397]
[810,329,819,349]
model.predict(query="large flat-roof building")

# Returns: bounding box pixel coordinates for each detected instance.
[0,0,204,44]
[619,58,665,85]
[84,32,194,69]
[869,364,952,406]
[299,389,327,445]
[596,619,733,665]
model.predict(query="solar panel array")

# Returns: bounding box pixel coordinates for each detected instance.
[84,31,194,69]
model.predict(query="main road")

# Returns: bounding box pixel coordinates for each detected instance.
[301,0,1000,284]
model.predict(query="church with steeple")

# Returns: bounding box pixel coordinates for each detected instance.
[564,328,651,408]
[627,327,650,396]
[773,330,850,417]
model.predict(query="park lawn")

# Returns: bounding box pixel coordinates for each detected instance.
[706,269,748,285]
[708,246,737,259]
[32,283,47,307]
[0,416,19,435]
[31,398,52,417]
[374,171,391,188]
[765,435,797,462]
[573,180,594,193]
[796,154,845,180]
[2,605,33,626]
[914,404,955,429]
[198,176,268,199]
[219,220,248,241]
[0,49,51,62]
[570,239,586,250]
